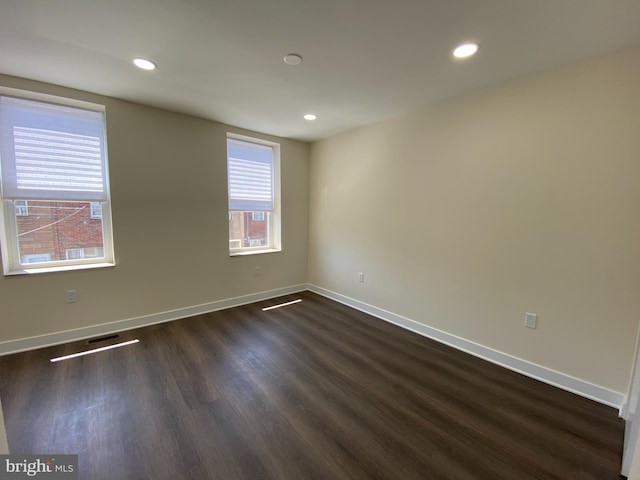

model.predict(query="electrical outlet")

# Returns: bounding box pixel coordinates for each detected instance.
[358,272,365,283]
[254,266,261,277]
[524,312,537,329]
[66,290,77,303]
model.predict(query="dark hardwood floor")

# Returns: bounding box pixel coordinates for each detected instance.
[0,291,625,479]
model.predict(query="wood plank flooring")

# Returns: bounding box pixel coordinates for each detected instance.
[0,291,625,479]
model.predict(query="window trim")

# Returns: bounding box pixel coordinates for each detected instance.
[0,87,115,275]
[226,132,281,256]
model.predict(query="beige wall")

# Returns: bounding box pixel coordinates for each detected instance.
[0,74,309,343]
[308,48,640,394]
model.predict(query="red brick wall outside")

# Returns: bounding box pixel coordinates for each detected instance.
[16,201,103,261]
[229,211,268,248]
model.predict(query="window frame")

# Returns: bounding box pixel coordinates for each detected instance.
[226,133,281,256]
[0,87,115,275]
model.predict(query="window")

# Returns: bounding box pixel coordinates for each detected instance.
[227,134,280,255]
[66,247,104,260]
[0,87,115,275]
[65,248,83,260]
[14,200,28,216]
[21,253,50,264]
[90,202,102,219]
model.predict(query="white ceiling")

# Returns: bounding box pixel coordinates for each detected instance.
[1,0,639,142]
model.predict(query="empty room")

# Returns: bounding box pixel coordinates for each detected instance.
[1,1,639,479]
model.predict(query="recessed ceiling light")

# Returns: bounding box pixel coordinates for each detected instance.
[303,114,317,121]
[284,53,303,66]
[133,57,157,70]
[453,43,479,58]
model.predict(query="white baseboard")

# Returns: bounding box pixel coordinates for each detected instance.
[0,284,307,356]
[308,284,625,411]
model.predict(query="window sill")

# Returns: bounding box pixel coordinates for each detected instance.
[4,262,115,276]
[229,248,281,257]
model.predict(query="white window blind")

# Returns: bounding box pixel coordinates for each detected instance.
[227,138,274,211]
[0,96,108,201]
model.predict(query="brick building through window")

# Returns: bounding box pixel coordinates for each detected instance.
[229,211,268,249]
[16,201,104,263]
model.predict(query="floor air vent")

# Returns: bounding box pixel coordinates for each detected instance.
[86,334,120,345]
